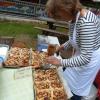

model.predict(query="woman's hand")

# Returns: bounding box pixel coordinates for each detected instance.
[46,56,61,66]
[56,44,64,52]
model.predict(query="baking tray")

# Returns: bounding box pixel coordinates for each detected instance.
[32,66,68,100]
[3,47,31,68]
[32,68,36,100]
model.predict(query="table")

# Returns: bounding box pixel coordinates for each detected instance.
[0,37,73,99]
[36,16,69,29]
[0,67,34,100]
[0,67,73,100]
[37,17,69,24]
[34,26,67,36]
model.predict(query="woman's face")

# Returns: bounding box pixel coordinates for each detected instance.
[48,8,74,22]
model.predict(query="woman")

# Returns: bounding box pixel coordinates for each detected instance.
[46,0,100,100]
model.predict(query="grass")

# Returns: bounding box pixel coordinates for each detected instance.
[0,20,44,48]
[0,20,42,38]
[0,20,67,37]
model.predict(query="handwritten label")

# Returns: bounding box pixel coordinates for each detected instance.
[14,67,32,79]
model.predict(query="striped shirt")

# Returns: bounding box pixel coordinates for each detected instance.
[61,10,100,67]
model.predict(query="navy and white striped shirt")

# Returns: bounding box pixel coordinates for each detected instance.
[61,10,100,67]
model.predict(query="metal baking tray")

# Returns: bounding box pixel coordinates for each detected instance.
[3,47,31,68]
[32,66,68,100]
[32,69,36,100]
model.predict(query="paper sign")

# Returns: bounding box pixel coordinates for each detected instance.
[14,67,32,79]
[0,67,34,100]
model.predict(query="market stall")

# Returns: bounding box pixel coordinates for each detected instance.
[0,36,73,100]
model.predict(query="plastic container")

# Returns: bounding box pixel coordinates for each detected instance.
[37,43,48,51]
[37,35,49,51]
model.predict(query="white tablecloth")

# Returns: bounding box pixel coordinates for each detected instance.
[0,67,34,100]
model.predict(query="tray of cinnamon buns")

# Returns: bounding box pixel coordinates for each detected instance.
[32,67,68,100]
[4,47,30,68]
[3,47,48,68]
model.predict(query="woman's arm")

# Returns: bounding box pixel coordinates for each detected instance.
[61,21,96,67]
[63,40,72,50]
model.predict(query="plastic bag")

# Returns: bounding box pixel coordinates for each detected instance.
[38,35,48,44]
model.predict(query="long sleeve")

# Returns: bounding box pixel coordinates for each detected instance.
[63,40,72,50]
[61,21,97,67]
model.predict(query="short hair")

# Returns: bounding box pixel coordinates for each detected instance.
[46,0,83,19]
